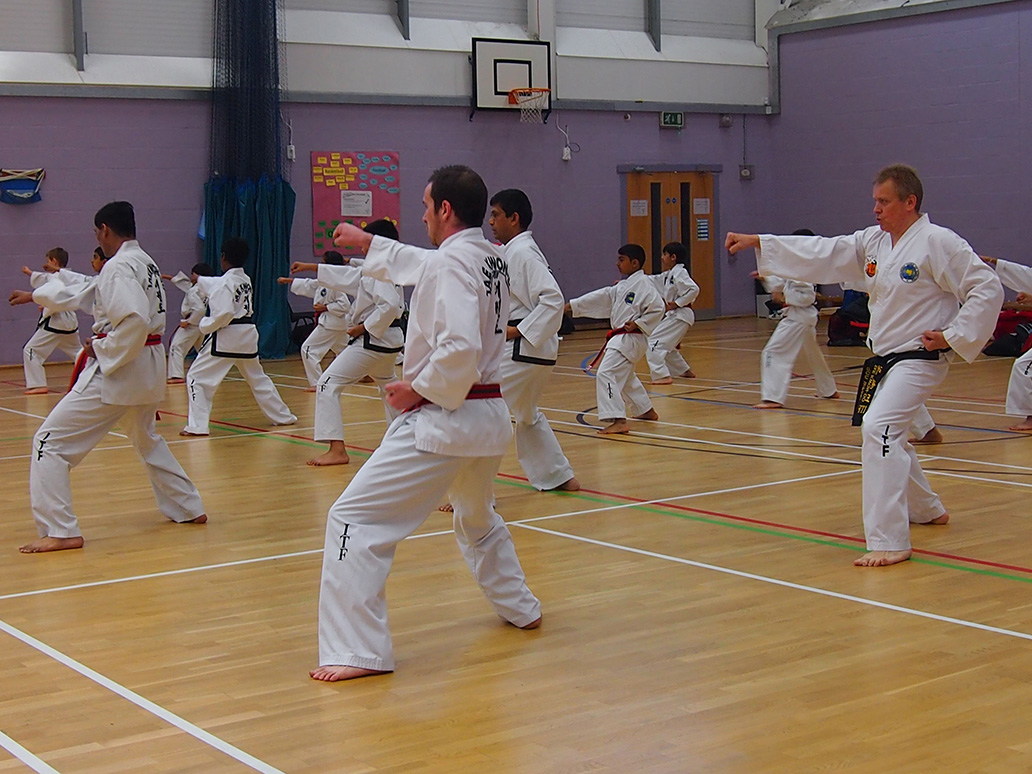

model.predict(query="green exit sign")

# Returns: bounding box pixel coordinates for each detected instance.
[660,111,684,129]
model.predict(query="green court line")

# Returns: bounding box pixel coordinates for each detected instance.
[202,418,1032,585]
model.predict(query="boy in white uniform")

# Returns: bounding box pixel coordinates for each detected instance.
[181,238,297,436]
[289,220,405,467]
[646,241,700,384]
[488,188,579,491]
[982,255,1032,431]
[565,244,665,434]
[14,201,207,553]
[753,229,838,408]
[279,250,352,390]
[162,263,215,384]
[311,165,541,682]
[19,248,84,394]
[726,164,1002,567]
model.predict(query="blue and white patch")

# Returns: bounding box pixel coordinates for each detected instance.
[624,291,636,305]
[899,262,920,283]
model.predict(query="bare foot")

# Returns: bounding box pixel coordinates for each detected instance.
[1008,421,1032,432]
[358,375,375,384]
[309,665,390,682]
[649,377,674,385]
[438,503,454,512]
[183,514,208,524]
[911,427,943,445]
[23,387,49,395]
[166,378,185,385]
[680,368,697,379]
[551,477,581,492]
[273,418,297,427]
[304,386,317,393]
[598,419,630,435]
[515,616,542,630]
[853,549,912,567]
[925,512,949,525]
[307,445,350,466]
[817,391,841,400]
[179,430,209,437]
[19,536,84,553]
[634,409,659,421]
[753,400,783,409]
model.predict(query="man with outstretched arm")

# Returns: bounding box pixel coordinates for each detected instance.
[310,165,541,682]
[726,164,1001,567]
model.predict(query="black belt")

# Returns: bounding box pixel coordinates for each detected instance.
[348,330,403,354]
[507,317,558,366]
[229,316,253,325]
[851,348,941,426]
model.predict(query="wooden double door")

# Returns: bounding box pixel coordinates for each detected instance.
[624,170,716,319]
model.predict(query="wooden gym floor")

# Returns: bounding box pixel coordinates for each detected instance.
[1,317,1031,773]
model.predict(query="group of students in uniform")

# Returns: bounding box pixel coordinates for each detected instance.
[5,162,1025,680]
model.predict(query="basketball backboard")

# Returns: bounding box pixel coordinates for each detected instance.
[471,38,551,118]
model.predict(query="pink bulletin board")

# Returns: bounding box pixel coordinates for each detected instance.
[311,150,400,255]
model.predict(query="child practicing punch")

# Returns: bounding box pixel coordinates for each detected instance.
[162,263,215,384]
[646,241,700,384]
[18,248,86,394]
[180,238,297,436]
[565,244,665,434]
[288,220,405,466]
[278,250,352,391]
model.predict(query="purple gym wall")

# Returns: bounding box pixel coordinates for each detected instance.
[3,0,1031,368]
[762,1,1032,260]
[0,95,769,368]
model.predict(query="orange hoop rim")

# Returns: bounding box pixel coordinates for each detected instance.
[507,87,551,105]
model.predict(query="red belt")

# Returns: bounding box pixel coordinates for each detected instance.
[68,332,163,392]
[587,328,643,370]
[407,383,502,412]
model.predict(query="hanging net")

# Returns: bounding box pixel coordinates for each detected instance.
[508,88,551,124]
[210,0,285,180]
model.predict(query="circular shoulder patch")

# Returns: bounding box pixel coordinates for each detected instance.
[899,262,920,283]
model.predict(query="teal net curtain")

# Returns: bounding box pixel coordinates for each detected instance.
[207,0,293,358]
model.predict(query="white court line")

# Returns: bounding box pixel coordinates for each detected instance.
[512,468,861,525]
[0,529,453,602]
[0,405,127,439]
[547,411,861,453]
[0,730,61,774]
[543,406,1032,475]
[513,523,1032,643]
[0,469,859,604]
[0,467,860,604]
[0,618,286,774]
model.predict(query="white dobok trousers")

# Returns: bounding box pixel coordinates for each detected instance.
[318,412,541,671]
[499,355,575,490]
[595,340,652,422]
[313,343,398,443]
[760,318,837,404]
[645,317,692,381]
[183,341,297,434]
[301,324,351,386]
[1006,347,1032,418]
[30,374,205,538]
[23,328,82,389]
[860,357,949,551]
[166,325,204,380]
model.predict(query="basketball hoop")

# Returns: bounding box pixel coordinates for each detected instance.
[508,88,550,124]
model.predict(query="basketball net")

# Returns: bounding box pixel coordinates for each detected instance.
[508,88,550,124]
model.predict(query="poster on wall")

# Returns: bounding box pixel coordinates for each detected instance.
[311,151,400,255]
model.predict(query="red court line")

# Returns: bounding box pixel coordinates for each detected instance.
[161,411,1032,577]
